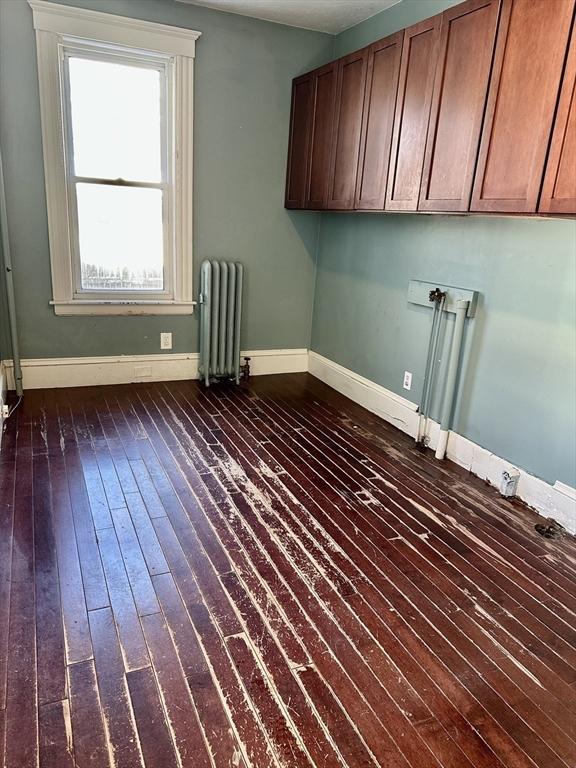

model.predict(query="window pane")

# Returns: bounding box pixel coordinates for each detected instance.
[77,184,164,291]
[68,57,162,182]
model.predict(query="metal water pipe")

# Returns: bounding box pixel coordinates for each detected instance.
[0,146,23,397]
[435,299,469,460]
[417,289,446,444]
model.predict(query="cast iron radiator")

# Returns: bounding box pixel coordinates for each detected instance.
[198,260,244,386]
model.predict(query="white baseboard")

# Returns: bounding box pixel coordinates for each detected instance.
[3,346,573,533]
[308,351,420,433]
[0,362,6,447]
[309,351,576,534]
[3,348,308,391]
[242,348,309,376]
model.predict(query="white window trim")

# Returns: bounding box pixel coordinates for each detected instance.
[29,0,201,315]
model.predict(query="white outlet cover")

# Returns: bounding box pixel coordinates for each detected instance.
[160,332,172,350]
[134,365,152,379]
[403,371,412,390]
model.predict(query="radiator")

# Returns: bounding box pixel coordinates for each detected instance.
[198,260,244,386]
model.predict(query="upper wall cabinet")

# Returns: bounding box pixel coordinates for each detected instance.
[306,63,337,209]
[539,22,576,214]
[285,0,576,216]
[419,0,501,212]
[471,0,575,213]
[355,32,403,210]
[385,16,442,211]
[285,73,313,209]
[326,49,369,209]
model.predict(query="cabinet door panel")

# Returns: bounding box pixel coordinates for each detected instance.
[385,16,442,211]
[306,63,337,210]
[327,50,368,209]
[355,32,403,210]
[285,75,312,209]
[419,0,500,211]
[471,0,575,213]
[540,23,576,214]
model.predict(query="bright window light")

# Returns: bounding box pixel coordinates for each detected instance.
[68,57,162,182]
[76,184,164,291]
[65,54,168,293]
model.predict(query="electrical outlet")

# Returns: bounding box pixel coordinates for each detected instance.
[403,371,412,391]
[134,365,152,380]
[160,332,172,350]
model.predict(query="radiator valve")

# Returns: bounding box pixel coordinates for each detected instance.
[241,356,251,382]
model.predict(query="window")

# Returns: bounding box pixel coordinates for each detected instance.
[67,54,166,294]
[29,1,200,315]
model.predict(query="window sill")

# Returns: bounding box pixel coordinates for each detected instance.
[51,300,196,316]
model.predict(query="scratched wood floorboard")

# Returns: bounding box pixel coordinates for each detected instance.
[1,373,575,768]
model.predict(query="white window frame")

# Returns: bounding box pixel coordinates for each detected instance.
[29,0,201,315]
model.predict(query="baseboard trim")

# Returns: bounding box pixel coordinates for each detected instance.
[309,351,576,534]
[4,347,573,532]
[3,348,308,390]
[242,348,309,376]
[308,351,419,432]
[0,362,6,447]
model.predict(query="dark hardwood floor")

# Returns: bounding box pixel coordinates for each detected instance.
[1,372,575,768]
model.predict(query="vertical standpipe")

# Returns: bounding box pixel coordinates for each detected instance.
[435,299,469,460]
[0,146,23,397]
[418,291,446,443]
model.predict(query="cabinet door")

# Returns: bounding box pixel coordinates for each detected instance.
[539,23,576,214]
[471,0,575,213]
[285,75,313,209]
[385,16,442,211]
[306,63,337,209]
[326,49,369,209]
[419,0,501,211]
[355,32,403,210]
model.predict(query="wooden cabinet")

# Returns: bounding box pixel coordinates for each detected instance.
[355,32,403,211]
[471,0,575,213]
[284,63,336,209]
[326,49,369,209]
[284,0,576,217]
[385,16,442,211]
[306,63,337,209]
[285,74,312,209]
[539,23,576,214]
[419,0,501,212]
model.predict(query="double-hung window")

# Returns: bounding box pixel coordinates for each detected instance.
[29,1,200,314]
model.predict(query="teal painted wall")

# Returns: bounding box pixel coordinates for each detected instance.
[334,0,460,56]
[0,0,332,358]
[312,215,576,487]
[311,0,576,488]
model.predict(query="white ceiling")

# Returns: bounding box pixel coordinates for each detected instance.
[174,0,401,34]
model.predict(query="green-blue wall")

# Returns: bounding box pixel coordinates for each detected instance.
[312,215,576,487]
[334,0,460,56]
[0,0,332,358]
[312,0,576,488]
